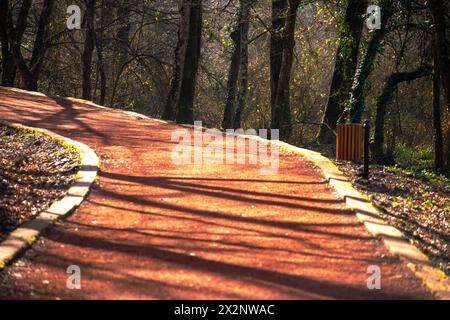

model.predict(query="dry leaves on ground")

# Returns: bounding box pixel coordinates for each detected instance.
[337,162,450,276]
[0,125,80,241]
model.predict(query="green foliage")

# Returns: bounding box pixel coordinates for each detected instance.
[413,170,450,189]
[393,143,434,169]
[386,164,450,189]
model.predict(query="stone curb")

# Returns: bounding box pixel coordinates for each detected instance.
[2,87,448,299]
[0,119,100,271]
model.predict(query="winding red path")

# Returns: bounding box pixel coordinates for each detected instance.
[0,87,431,299]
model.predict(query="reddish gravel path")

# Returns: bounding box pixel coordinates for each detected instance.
[0,88,432,299]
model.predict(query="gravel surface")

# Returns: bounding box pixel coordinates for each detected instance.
[0,124,80,242]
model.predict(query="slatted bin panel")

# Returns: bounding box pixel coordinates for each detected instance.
[336,124,363,161]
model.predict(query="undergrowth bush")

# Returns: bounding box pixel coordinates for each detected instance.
[393,143,434,169]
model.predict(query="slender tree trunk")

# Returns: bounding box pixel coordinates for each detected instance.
[95,37,106,105]
[5,0,55,91]
[0,0,16,86]
[373,66,432,162]
[233,0,251,130]
[272,0,301,141]
[117,0,131,58]
[222,18,241,129]
[82,0,96,100]
[10,0,33,89]
[110,0,131,107]
[27,0,55,90]
[0,42,15,86]
[163,1,192,120]
[432,45,444,173]
[176,0,203,124]
[430,0,450,171]
[270,0,287,123]
[95,0,108,105]
[342,0,394,124]
[317,0,367,143]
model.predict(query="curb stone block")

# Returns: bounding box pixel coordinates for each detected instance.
[0,119,100,272]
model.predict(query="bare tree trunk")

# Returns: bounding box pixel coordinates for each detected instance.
[95,39,106,105]
[222,13,241,130]
[28,0,55,90]
[4,0,55,91]
[233,0,251,130]
[176,0,203,124]
[82,0,96,100]
[317,0,367,143]
[110,0,131,107]
[432,45,444,173]
[373,66,432,162]
[270,0,287,123]
[341,0,394,124]
[9,0,34,89]
[0,41,15,86]
[0,0,16,86]
[272,0,301,141]
[163,1,192,120]
[117,0,131,58]
[430,0,450,171]
[95,0,108,105]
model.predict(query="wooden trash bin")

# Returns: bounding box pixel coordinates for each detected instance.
[336,124,363,160]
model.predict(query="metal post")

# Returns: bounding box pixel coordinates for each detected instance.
[363,120,370,180]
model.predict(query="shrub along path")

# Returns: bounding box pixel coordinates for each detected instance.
[0,87,432,299]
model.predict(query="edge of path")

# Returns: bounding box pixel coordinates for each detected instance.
[0,116,100,272]
[1,86,448,299]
